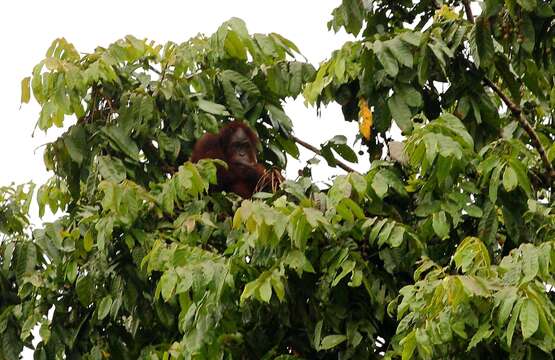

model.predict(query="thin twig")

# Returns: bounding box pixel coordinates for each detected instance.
[148,65,161,75]
[103,96,116,115]
[290,135,358,173]
[462,0,474,23]
[482,77,555,183]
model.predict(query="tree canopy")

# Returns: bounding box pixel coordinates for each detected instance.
[1,1,555,359]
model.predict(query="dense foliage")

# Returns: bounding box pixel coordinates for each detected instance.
[1,1,555,359]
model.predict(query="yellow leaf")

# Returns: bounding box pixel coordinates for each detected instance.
[21,77,31,104]
[358,97,372,140]
[435,5,458,21]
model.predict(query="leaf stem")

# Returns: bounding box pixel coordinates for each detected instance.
[290,135,358,173]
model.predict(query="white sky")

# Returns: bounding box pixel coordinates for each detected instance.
[0,3,367,354]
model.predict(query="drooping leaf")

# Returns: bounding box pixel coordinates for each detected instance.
[502,165,518,192]
[388,94,412,131]
[519,299,539,340]
[98,296,113,320]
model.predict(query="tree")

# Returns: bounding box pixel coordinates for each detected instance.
[1,1,555,358]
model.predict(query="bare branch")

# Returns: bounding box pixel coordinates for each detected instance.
[290,135,358,173]
[462,0,474,23]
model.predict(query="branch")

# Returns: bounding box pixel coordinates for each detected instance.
[462,0,474,23]
[290,135,358,173]
[482,77,555,183]
[148,65,161,75]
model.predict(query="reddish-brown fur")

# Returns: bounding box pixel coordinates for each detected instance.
[191,121,267,198]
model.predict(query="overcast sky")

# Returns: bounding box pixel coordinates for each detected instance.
[0,1,362,356]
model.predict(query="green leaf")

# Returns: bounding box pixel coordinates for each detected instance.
[519,299,539,340]
[65,261,78,283]
[1,325,23,359]
[258,278,272,303]
[401,330,416,360]
[387,38,413,68]
[320,335,347,350]
[489,163,503,203]
[464,204,483,218]
[398,85,422,108]
[388,94,412,131]
[240,281,258,304]
[459,275,489,297]
[270,274,285,302]
[484,0,503,17]
[222,78,245,118]
[371,172,389,199]
[417,46,430,86]
[377,221,395,246]
[314,320,323,350]
[507,299,523,347]
[517,0,537,12]
[432,211,450,240]
[520,15,535,53]
[331,143,358,163]
[64,127,87,165]
[39,322,51,344]
[400,31,422,46]
[341,198,365,220]
[332,260,355,287]
[2,242,15,272]
[502,165,518,192]
[521,244,539,282]
[98,296,113,320]
[336,201,354,223]
[254,34,279,57]
[82,231,93,252]
[329,0,364,35]
[320,144,338,168]
[467,323,493,350]
[478,201,498,245]
[374,40,399,77]
[469,19,494,68]
[285,250,315,276]
[197,99,230,116]
[266,104,293,131]
[349,173,367,195]
[221,69,261,97]
[277,135,300,159]
[508,158,532,197]
[101,126,140,162]
[369,219,388,244]
[437,113,474,149]
[496,287,518,326]
[224,30,247,60]
[388,226,405,247]
[21,77,31,104]
[76,275,93,306]
[270,33,301,54]
[160,270,178,301]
